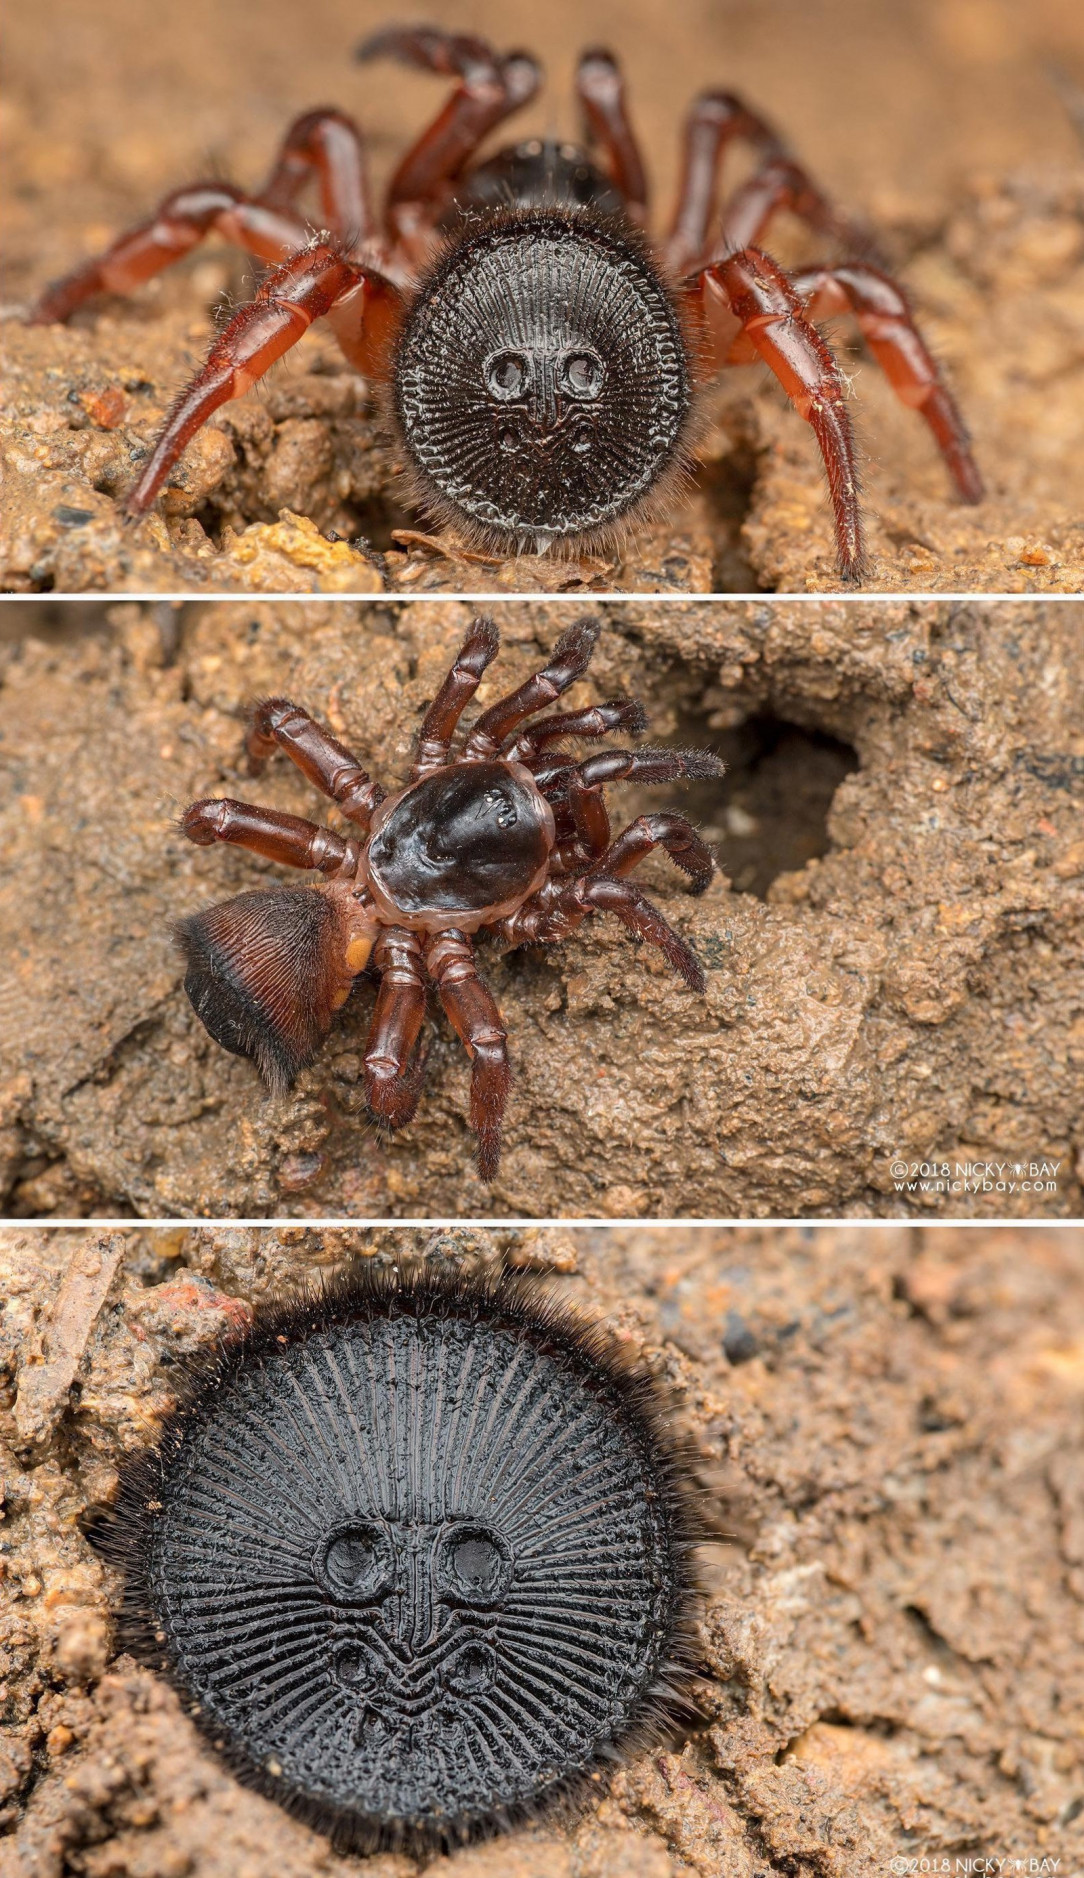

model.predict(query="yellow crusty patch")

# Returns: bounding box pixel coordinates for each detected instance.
[345,936,374,973]
[218,510,384,594]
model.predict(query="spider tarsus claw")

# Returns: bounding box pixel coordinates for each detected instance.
[179,800,221,845]
[676,949,707,994]
[464,615,501,659]
[551,617,601,674]
[680,749,726,780]
[954,460,985,505]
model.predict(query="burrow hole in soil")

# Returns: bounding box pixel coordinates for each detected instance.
[657,712,859,898]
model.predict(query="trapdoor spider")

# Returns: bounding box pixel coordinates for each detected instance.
[29,26,982,580]
[177,617,722,1179]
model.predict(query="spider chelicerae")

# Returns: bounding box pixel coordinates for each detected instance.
[29,25,982,580]
[176,617,723,1180]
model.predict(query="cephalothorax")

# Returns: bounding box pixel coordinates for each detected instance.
[29,26,982,578]
[177,617,723,1179]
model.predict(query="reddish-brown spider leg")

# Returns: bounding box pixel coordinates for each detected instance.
[246,700,386,827]
[505,875,705,993]
[505,698,647,763]
[790,265,984,503]
[686,249,865,581]
[427,930,511,1181]
[562,747,722,880]
[27,185,309,325]
[181,797,359,875]
[357,27,539,244]
[409,617,501,780]
[717,154,866,260]
[123,244,402,516]
[592,813,716,892]
[364,928,430,1130]
[666,90,787,274]
[463,620,600,758]
[565,772,612,863]
[257,108,374,249]
[572,745,725,790]
[576,50,648,223]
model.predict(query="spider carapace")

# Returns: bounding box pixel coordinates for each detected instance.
[29,26,983,578]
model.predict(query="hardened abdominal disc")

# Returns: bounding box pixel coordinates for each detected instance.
[97,1264,702,1855]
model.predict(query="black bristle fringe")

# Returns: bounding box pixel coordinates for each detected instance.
[92,1259,709,1864]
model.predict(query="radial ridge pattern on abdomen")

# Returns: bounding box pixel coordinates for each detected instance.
[99,1266,701,1854]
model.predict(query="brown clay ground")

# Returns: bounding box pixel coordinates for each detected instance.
[3,0,1084,594]
[1,1223,1083,1878]
[0,599,1081,1220]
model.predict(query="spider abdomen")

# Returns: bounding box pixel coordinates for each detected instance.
[96,1266,701,1854]
[365,759,554,929]
[393,212,692,553]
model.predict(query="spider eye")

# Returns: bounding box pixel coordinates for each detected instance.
[483,787,518,828]
[485,350,531,401]
[559,350,605,401]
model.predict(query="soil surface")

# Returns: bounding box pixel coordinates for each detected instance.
[3,0,1084,594]
[0,598,1081,1221]
[1,1223,1082,1878]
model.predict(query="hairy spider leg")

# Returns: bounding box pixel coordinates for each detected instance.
[789,265,984,502]
[504,871,706,994]
[589,812,716,892]
[364,928,431,1129]
[256,108,374,247]
[122,244,402,516]
[505,698,648,764]
[246,699,386,827]
[463,620,601,758]
[715,152,879,266]
[688,248,865,580]
[357,26,539,243]
[666,90,788,274]
[564,745,722,880]
[427,930,512,1181]
[409,617,501,779]
[571,745,726,791]
[28,186,308,326]
[28,109,374,326]
[180,797,359,875]
[503,743,722,982]
[576,49,649,221]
